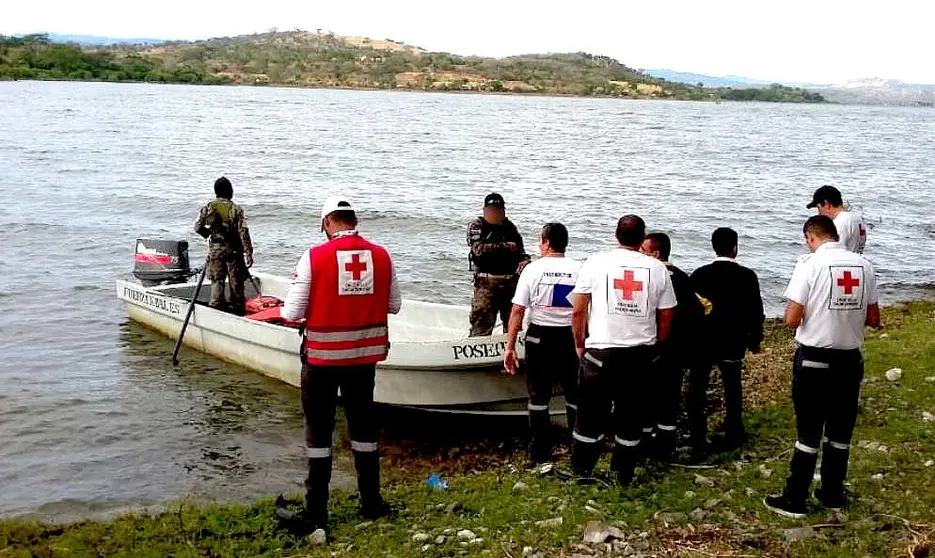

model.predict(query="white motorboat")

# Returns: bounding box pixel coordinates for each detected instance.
[116,270,543,414]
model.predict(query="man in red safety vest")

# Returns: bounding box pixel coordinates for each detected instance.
[276,195,401,536]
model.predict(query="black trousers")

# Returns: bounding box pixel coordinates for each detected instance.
[524,323,579,461]
[644,349,685,458]
[688,358,744,448]
[571,346,653,481]
[301,362,381,521]
[783,346,864,503]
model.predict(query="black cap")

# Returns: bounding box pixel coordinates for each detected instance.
[807,185,843,209]
[484,192,505,207]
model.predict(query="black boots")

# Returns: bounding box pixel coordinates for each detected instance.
[354,451,389,519]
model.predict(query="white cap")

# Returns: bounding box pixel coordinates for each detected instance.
[320,195,355,225]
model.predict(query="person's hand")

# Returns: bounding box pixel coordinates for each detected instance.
[516,260,530,274]
[504,349,518,376]
[576,347,586,361]
[245,254,254,268]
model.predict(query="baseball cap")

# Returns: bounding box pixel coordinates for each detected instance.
[806,185,843,209]
[484,192,505,207]
[320,195,355,229]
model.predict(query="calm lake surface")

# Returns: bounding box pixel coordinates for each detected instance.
[1,81,933,520]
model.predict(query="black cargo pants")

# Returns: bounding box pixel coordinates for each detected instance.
[782,346,864,504]
[643,346,685,460]
[571,346,653,483]
[688,357,745,449]
[524,323,579,462]
[301,362,381,523]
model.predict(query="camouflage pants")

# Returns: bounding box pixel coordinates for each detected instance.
[207,247,246,313]
[469,275,517,337]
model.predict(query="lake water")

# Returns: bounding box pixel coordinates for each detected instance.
[1,81,933,520]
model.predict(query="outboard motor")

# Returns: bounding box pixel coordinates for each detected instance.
[133,238,191,286]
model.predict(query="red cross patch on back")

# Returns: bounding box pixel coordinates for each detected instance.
[337,250,374,296]
[608,267,650,317]
[829,266,864,311]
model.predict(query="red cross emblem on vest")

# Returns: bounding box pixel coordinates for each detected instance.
[837,270,860,295]
[345,253,368,280]
[614,269,644,301]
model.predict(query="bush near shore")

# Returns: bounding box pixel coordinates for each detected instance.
[2,301,934,557]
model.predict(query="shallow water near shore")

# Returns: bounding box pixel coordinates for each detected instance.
[1,81,933,520]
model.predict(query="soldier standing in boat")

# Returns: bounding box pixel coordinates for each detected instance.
[277,195,402,536]
[193,176,254,315]
[467,193,530,336]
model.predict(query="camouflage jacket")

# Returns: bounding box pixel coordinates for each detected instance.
[467,217,527,275]
[193,198,253,257]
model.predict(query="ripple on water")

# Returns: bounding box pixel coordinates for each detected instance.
[0,82,934,520]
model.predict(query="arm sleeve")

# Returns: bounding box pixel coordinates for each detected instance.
[657,268,678,310]
[193,204,210,238]
[747,271,765,347]
[468,221,520,257]
[511,266,534,307]
[865,260,879,305]
[388,259,402,315]
[281,249,311,321]
[236,208,253,257]
[572,258,594,294]
[783,260,811,306]
[512,224,530,261]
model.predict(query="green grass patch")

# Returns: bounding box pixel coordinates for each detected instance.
[3,302,935,557]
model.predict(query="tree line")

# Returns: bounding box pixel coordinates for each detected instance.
[0,32,825,103]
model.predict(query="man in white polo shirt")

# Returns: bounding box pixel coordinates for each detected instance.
[765,215,880,518]
[504,222,581,464]
[570,215,677,485]
[807,185,868,254]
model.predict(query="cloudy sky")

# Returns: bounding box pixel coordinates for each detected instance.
[4,0,932,85]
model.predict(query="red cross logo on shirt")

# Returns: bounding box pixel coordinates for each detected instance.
[344,253,368,280]
[837,271,860,294]
[614,270,644,301]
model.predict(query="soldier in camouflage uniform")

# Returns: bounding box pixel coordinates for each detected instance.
[193,177,254,314]
[467,193,529,336]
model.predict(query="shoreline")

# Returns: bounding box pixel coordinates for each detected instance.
[0,76,830,105]
[2,298,934,556]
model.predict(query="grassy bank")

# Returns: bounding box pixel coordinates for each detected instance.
[3,302,934,557]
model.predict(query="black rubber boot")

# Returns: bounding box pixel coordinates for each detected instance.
[818,442,850,508]
[610,445,639,487]
[354,451,389,519]
[528,408,553,463]
[651,429,677,466]
[783,448,819,507]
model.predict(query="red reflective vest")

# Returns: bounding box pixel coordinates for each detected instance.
[303,233,392,366]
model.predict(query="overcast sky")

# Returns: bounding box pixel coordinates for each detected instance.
[4,0,933,85]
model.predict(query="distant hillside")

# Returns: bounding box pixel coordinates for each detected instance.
[645,69,771,88]
[0,31,825,103]
[815,79,935,107]
[46,33,165,46]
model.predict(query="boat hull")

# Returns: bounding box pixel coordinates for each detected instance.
[117,274,555,414]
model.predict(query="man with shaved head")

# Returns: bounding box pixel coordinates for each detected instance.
[570,215,677,485]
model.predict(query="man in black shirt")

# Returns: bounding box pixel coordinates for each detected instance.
[640,233,705,463]
[689,228,765,458]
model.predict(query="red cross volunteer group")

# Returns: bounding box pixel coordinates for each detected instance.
[261,183,876,537]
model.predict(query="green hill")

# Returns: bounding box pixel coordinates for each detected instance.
[0,31,825,103]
